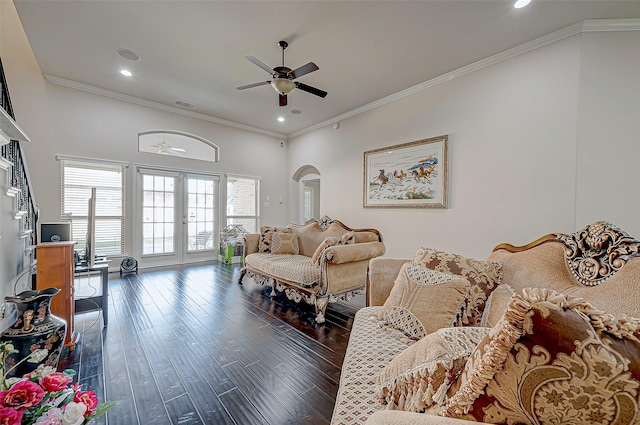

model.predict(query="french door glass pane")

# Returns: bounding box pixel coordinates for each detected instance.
[187,177,215,251]
[142,175,176,255]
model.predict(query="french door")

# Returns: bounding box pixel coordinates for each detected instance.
[136,167,219,267]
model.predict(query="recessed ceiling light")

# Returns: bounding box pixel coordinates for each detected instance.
[513,0,531,8]
[277,117,285,122]
[118,48,140,61]
[120,69,132,77]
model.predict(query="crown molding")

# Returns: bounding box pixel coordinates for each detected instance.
[43,75,285,139]
[42,18,640,141]
[289,18,640,139]
[581,18,640,32]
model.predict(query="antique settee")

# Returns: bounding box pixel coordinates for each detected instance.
[239,216,385,323]
[331,221,640,425]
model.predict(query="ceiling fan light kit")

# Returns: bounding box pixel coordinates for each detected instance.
[237,40,327,107]
[271,78,295,94]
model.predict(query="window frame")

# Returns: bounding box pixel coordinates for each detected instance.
[58,155,127,257]
[225,174,260,234]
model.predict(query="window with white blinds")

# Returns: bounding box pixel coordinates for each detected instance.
[60,159,126,256]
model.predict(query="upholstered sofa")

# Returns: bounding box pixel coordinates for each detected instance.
[331,221,640,425]
[239,216,385,323]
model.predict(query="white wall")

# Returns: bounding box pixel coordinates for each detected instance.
[575,31,640,236]
[5,0,640,264]
[289,36,584,259]
[1,2,290,262]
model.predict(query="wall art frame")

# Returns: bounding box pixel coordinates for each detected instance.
[363,134,448,208]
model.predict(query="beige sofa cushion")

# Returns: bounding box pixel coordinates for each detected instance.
[331,307,409,425]
[245,253,320,288]
[479,284,515,328]
[413,248,502,327]
[311,232,355,266]
[258,226,290,253]
[290,221,380,257]
[444,288,640,424]
[270,232,299,255]
[379,263,469,340]
[377,327,489,413]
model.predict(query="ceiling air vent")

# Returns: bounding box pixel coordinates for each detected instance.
[175,100,195,109]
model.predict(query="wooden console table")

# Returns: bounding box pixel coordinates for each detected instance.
[35,242,79,348]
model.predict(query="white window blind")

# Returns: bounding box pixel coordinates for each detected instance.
[226,175,260,233]
[60,159,125,256]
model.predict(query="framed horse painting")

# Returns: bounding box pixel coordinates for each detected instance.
[363,135,448,208]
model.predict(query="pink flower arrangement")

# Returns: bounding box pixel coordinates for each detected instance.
[0,366,113,425]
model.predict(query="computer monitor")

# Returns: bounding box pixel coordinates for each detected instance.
[86,188,96,266]
[40,222,72,243]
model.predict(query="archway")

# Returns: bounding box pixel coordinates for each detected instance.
[292,165,321,223]
[138,130,219,162]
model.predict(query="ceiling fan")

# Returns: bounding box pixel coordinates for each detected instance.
[236,40,327,107]
[152,141,186,156]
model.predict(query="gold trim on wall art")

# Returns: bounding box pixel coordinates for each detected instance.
[363,135,448,208]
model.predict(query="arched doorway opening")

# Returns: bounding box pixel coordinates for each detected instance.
[292,165,320,223]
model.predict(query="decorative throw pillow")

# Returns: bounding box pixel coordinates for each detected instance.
[479,284,515,328]
[378,262,470,340]
[310,232,355,266]
[377,326,490,413]
[413,247,503,327]
[443,287,640,425]
[270,232,299,255]
[258,226,290,253]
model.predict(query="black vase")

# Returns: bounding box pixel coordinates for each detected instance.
[1,288,67,378]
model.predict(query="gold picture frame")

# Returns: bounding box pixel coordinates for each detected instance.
[363,135,448,208]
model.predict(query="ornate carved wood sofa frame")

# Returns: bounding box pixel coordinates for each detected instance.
[332,221,640,425]
[238,217,385,323]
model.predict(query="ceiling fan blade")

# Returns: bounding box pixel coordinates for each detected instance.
[279,94,287,107]
[289,62,319,79]
[245,56,275,75]
[295,82,327,98]
[236,81,271,90]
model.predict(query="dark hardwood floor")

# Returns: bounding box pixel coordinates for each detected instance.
[58,262,363,425]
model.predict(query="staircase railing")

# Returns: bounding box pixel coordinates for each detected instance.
[0,57,38,247]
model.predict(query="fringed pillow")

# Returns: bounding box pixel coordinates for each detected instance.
[270,232,299,255]
[378,263,470,341]
[413,247,503,327]
[310,232,355,266]
[258,226,290,253]
[443,288,640,425]
[377,327,490,413]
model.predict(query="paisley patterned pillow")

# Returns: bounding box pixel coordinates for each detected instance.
[413,247,503,327]
[443,288,640,425]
